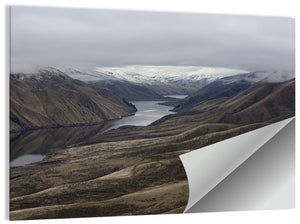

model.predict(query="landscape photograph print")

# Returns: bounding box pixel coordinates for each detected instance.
[9,6,295,220]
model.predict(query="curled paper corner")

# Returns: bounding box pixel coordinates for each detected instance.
[180,117,294,213]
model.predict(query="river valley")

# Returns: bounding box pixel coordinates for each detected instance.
[10,97,186,167]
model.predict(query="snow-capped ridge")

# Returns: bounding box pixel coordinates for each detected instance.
[93,65,250,84]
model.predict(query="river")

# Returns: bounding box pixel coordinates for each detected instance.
[10,96,185,167]
[105,101,176,131]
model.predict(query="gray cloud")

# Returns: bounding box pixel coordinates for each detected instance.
[10,6,295,73]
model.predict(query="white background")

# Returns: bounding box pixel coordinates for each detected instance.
[1,0,299,223]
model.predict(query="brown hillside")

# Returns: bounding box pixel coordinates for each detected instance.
[10,69,137,132]
[213,79,295,125]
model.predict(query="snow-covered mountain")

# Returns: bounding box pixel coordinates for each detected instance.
[61,65,250,84]
[60,66,295,99]
[94,65,250,84]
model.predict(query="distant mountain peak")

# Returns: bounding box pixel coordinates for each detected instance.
[94,65,250,84]
[59,65,250,86]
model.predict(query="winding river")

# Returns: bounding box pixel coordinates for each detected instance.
[10,96,186,167]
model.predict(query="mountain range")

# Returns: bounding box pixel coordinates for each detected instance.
[61,66,275,101]
[62,65,249,84]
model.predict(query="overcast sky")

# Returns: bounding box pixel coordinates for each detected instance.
[10,6,295,73]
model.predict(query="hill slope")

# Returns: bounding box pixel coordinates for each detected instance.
[10,69,137,132]
[89,80,164,101]
[173,79,253,112]
[216,79,295,125]
[156,78,295,128]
